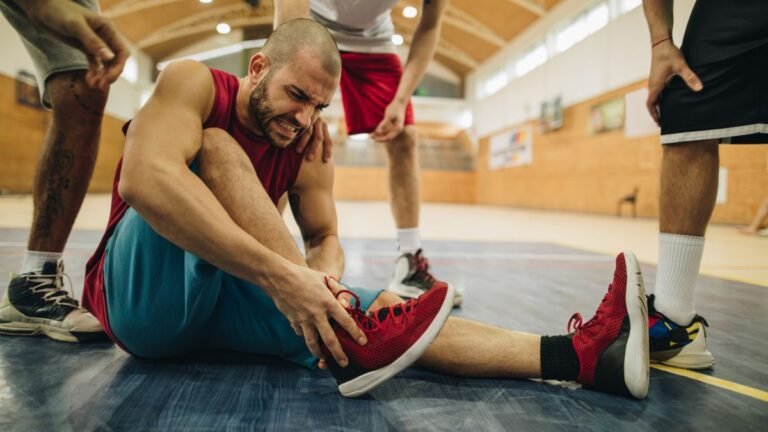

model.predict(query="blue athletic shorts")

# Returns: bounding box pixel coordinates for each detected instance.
[103,207,382,368]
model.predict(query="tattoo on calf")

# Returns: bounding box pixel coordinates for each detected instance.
[34,133,74,237]
[289,192,312,242]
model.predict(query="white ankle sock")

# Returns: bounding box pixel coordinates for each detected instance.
[21,250,62,274]
[397,228,421,254]
[654,233,704,324]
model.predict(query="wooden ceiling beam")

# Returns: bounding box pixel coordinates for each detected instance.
[502,0,547,16]
[393,14,479,69]
[443,6,506,48]
[104,0,185,19]
[137,4,271,48]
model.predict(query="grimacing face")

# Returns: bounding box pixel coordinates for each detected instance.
[247,58,336,148]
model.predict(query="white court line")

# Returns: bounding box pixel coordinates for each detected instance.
[346,251,611,261]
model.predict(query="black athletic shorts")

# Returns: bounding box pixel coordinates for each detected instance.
[659,0,768,145]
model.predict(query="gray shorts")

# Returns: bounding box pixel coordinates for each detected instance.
[0,0,99,108]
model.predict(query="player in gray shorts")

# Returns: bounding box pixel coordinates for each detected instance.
[0,0,127,342]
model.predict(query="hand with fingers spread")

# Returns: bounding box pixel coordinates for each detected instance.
[646,38,703,126]
[295,117,334,163]
[271,267,366,368]
[18,0,129,89]
[370,99,407,142]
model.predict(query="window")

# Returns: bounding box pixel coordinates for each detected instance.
[482,68,509,97]
[554,2,609,54]
[514,43,547,77]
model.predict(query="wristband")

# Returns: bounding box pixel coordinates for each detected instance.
[652,36,671,48]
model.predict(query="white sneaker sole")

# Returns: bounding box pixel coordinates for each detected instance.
[387,282,463,307]
[621,250,650,399]
[338,284,456,397]
[0,301,105,343]
[654,326,715,370]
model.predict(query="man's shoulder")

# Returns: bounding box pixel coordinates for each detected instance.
[154,60,215,117]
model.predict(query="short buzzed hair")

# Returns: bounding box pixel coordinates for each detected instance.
[261,18,341,76]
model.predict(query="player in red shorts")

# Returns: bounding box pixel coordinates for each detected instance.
[276,0,462,306]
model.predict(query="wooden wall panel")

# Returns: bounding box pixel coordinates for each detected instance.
[0,74,125,193]
[475,81,768,224]
[334,167,475,204]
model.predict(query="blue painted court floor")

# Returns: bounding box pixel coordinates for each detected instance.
[0,229,766,431]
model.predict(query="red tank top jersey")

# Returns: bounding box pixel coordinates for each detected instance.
[82,68,305,343]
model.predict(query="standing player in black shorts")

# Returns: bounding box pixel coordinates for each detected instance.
[642,0,768,369]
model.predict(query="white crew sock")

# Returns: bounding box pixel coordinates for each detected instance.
[21,250,62,274]
[653,233,704,324]
[397,228,421,254]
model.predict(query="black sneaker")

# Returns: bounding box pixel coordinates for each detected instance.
[648,294,714,369]
[0,260,107,343]
[387,249,463,307]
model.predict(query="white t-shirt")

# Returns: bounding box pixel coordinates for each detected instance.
[310,0,399,53]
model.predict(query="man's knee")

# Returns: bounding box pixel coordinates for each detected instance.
[662,139,718,162]
[47,70,108,117]
[384,126,418,158]
[200,127,252,174]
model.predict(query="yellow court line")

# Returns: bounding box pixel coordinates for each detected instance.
[652,364,768,403]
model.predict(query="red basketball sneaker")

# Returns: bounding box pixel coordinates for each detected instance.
[323,284,455,397]
[568,251,649,399]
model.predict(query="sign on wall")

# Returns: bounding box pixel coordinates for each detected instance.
[589,97,625,134]
[540,96,563,133]
[489,125,533,169]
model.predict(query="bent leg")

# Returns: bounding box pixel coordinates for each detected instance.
[30,71,107,252]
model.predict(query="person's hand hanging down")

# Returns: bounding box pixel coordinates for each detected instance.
[18,0,129,89]
[370,99,407,142]
[645,37,703,126]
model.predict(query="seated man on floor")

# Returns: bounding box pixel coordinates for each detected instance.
[82,19,650,399]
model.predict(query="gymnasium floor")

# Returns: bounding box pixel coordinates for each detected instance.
[0,196,766,431]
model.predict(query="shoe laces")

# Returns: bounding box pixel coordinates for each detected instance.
[567,289,611,335]
[333,289,417,334]
[22,261,79,308]
[411,251,436,285]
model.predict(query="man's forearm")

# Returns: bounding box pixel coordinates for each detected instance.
[643,0,674,42]
[394,7,444,104]
[274,0,310,27]
[305,235,345,280]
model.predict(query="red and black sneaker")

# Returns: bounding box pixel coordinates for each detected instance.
[323,284,455,397]
[568,251,649,399]
[387,249,463,307]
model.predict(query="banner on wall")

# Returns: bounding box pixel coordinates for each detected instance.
[489,125,533,169]
[589,97,625,134]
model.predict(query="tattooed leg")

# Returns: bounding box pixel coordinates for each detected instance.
[28,70,108,252]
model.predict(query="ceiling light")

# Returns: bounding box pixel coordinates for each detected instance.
[199,0,213,4]
[216,23,231,34]
[403,6,418,18]
[391,34,404,45]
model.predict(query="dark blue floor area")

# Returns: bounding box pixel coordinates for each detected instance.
[0,230,766,431]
